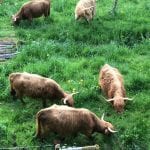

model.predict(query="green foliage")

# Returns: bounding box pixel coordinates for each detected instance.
[0,0,150,149]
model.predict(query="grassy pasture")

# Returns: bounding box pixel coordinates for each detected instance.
[0,0,150,149]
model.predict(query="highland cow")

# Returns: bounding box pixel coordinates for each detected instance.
[9,72,78,107]
[35,104,117,139]
[99,64,132,113]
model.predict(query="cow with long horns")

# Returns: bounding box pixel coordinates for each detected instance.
[35,104,117,139]
[9,72,78,107]
[99,64,132,113]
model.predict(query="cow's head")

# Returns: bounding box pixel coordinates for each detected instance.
[107,97,133,113]
[100,113,117,135]
[62,92,79,107]
[12,15,20,25]
[114,97,125,113]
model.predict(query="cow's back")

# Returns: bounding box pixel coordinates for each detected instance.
[100,65,115,94]
[100,64,125,97]
[23,0,49,18]
[11,73,54,98]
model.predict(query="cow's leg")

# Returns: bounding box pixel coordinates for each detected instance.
[44,6,50,17]
[46,10,50,17]
[16,91,25,104]
[42,99,47,108]
[85,9,93,23]
[48,7,50,16]
[85,131,95,144]
[10,88,16,96]
[20,98,25,104]
[10,84,16,95]
[85,130,92,138]
[10,87,17,101]
[88,135,95,144]
[27,15,33,23]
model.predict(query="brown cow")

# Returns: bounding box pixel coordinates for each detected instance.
[9,72,78,107]
[99,64,132,113]
[12,0,50,25]
[35,104,117,139]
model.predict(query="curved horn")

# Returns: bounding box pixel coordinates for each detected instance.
[100,95,107,101]
[107,98,115,102]
[123,97,133,101]
[83,6,94,11]
[108,127,118,133]
[71,92,79,96]
[101,113,105,120]
[63,98,67,104]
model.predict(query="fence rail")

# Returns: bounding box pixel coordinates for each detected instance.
[0,144,100,150]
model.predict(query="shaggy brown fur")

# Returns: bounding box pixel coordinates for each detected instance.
[99,64,126,113]
[9,72,75,107]
[35,104,116,139]
[75,0,96,22]
[12,0,50,25]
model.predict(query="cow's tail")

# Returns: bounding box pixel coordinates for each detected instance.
[35,112,44,138]
[36,113,41,138]
[9,73,18,96]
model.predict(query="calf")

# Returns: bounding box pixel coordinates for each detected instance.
[12,0,50,25]
[99,64,132,113]
[36,104,117,139]
[9,72,77,107]
[75,0,96,22]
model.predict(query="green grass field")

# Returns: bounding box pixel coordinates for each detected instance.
[0,0,150,149]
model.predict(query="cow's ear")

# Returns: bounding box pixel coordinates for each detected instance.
[12,16,17,21]
[14,17,17,21]
[71,92,79,96]
[104,128,109,135]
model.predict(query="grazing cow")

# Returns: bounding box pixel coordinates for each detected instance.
[99,64,132,113]
[12,0,50,25]
[75,0,96,22]
[35,104,117,139]
[9,72,78,107]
